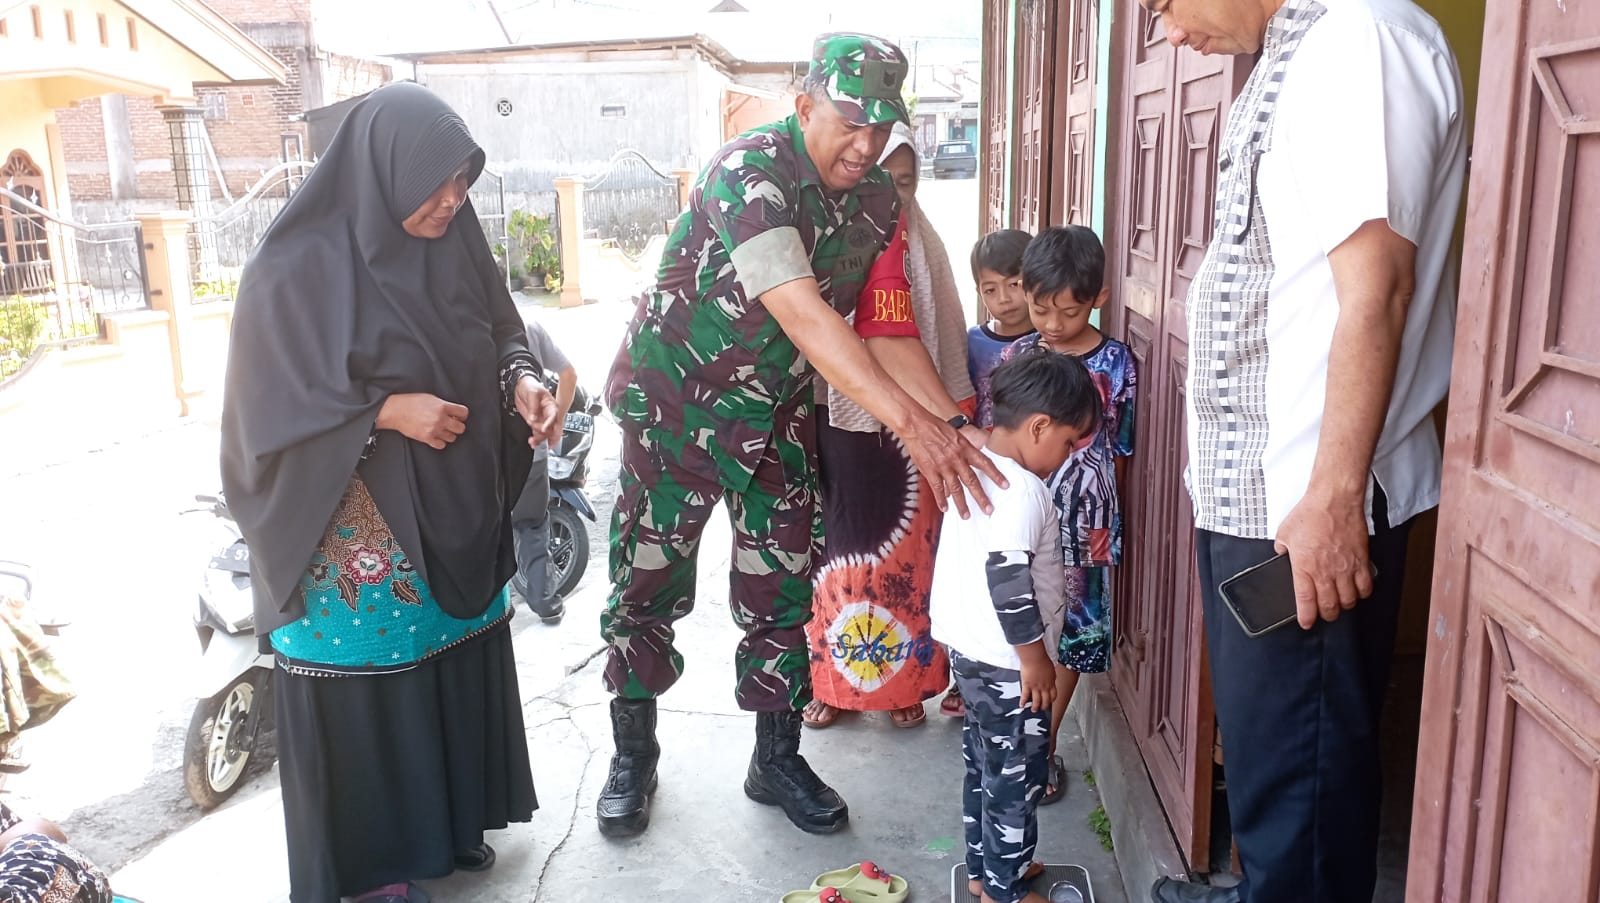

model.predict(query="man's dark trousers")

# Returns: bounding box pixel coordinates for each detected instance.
[1197,486,1414,903]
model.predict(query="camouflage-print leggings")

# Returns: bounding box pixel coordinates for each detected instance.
[601,430,824,712]
[953,649,1049,903]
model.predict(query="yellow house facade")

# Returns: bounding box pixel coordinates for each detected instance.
[2,0,283,453]
[1,0,285,220]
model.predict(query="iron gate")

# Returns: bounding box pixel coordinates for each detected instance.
[584,150,681,261]
[0,185,146,377]
[470,167,508,269]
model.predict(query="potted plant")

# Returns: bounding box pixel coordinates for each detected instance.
[511,209,559,293]
[509,264,523,290]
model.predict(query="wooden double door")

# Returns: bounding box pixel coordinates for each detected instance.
[1100,0,1600,892]
[1102,8,1248,871]
[980,0,1099,237]
[1407,0,1600,898]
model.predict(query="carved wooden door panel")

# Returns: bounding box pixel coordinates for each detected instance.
[1106,7,1246,871]
[1010,0,1054,233]
[1407,2,1600,900]
[981,0,1012,236]
[0,149,52,296]
[1051,0,1097,227]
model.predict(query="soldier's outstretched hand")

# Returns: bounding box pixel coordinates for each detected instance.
[900,409,1007,518]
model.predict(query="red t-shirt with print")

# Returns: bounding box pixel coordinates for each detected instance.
[852,212,919,339]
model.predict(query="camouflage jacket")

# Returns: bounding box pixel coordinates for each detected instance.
[605,114,901,491]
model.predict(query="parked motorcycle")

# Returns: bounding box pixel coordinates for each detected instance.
[178,392,601,808]
[183,493,273,810]
[544,385,603,600]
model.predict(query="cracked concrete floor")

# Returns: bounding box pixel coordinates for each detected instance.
[108,502,1127,903]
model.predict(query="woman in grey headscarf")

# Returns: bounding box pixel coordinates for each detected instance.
[803,123,981,729]
[221,82,559,903]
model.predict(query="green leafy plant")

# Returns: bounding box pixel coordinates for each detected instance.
[509,264,523,282]
[509,209,560,281]
[1088,804,1114,852]
[0,294,47,378]
[1083,769,1097,788]
[192,277,240,300]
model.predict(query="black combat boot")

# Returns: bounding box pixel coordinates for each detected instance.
[743,710,849,834]
[596,698,659,837]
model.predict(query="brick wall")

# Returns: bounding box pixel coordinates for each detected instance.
[197,42,312,197]
[56,0,390,203]
[55,97,110,201]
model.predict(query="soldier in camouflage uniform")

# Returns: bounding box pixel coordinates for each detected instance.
[597,33,1004,838]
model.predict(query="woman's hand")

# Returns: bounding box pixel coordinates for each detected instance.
[959,424,989,450]
[515,376,561,448]
[376,393,468,450]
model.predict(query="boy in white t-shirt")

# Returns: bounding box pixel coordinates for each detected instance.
[931,353,1101,903]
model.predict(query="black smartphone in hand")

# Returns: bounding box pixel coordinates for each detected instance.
[1219,553,1379,638]
[1218,553,1299,637]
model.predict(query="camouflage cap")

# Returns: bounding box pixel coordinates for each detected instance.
[803,32,911,126]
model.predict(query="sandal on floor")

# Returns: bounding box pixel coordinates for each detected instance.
[939,685,964,717]
[888,704,926,729]
[802,699,842,729]
[780,888,849,903]
[811,861,909,903]
[1042,754,1067,806]
[453,843,496,872]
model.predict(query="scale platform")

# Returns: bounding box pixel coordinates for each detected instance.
[950,863,1094,903]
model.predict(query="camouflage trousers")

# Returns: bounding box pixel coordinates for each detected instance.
[600,428,824,712]
[953,649,1049,903]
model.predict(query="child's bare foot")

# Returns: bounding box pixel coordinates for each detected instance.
[968,862,1045,896]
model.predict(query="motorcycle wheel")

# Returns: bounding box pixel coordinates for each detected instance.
[547,503,589,600]
[183,668,268,810]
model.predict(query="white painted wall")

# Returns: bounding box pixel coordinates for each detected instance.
[417,58,703,193]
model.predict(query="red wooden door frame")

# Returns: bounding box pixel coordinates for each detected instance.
[1407,0,1600,898]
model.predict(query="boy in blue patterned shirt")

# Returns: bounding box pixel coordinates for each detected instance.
[1001,226,1138,804]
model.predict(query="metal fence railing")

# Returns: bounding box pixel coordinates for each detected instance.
[1,185,146,378]
[187,161,313,299]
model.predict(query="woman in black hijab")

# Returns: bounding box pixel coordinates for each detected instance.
[220,82,559,903]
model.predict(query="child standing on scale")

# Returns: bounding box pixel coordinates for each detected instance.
[941,229,1038,721]
[1001,225,1138,805]
[931,353,1101,903]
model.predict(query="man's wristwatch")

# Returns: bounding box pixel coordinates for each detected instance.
[947,414,971,430]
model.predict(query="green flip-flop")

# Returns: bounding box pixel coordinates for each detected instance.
[810,861,909,903]
[780,888,849,903]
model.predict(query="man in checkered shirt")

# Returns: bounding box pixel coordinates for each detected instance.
[1142,1,1467,902]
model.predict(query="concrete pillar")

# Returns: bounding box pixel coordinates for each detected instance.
[135,211,202,416]
[159,105,218,281]
[102,94,139,200]
[554,177,585,309]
